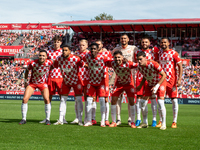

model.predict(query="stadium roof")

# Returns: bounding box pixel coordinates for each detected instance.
[53,18,200,32]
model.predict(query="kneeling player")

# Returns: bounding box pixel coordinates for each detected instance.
[136,51,167,130]
[19,50,53,125]
[53,45,84,126]
[105,50,138,128]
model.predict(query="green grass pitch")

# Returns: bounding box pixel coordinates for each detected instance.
[0,100,199,150]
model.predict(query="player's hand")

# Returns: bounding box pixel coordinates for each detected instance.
[122,58,128,64]
[151,83,160,94]
[25,82,28,88]
[177,79,181,87]
[84,64,88,68]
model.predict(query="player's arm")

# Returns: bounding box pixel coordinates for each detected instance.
[129,61,138,69]
[151,70,166,94]
[136,77,146,91]
[177,61,183,87]
[24,68,29,88]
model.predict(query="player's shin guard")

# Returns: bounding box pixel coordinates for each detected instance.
[128,103,131,121]
[158,99,166,127]
[116,96,122,121]
[136,99,141,120]
[111,105,116,123]
[21,103,28,120]
[140,99,148,124]
[92,101,96,120]
[76,96,83,123]
[86,97,93,122]
[172,98,178,123]
[59,96,67,122]
[105,102,109,121]
[45,103,51,121]
[99,97,106,125]
[130,105,136,123]
[151,99,157,121]
[84,101,88,123]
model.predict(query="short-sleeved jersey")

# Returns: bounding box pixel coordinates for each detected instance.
[106,60,138,85]
[158,49,182,87]
[75,50,90,86]
[47,48,62,78]
[134,48,158,80]
[83,52,110,85]
[112,45,138,62]
[27,59,53,84]
[54,54,84,86]
[138,60,163,87]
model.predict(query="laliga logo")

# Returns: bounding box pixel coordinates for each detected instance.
[0,48,3,52]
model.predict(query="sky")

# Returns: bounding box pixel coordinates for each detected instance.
[0,0,199,23]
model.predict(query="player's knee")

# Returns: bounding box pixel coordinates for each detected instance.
[22,97,28,104]
[111,97,118,105]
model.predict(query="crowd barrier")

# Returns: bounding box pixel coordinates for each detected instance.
[0,91,199,104]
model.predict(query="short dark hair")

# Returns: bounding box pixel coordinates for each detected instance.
[161,37,169,42]
[90,43,99,49]
[61,44,71,50]
[120,34,129,38]
[113,50,123,56]
[141,37,150,42]
[95,39,104,44]
[39,50,47,56]
[136,51,146,58]
[52,35,62,42]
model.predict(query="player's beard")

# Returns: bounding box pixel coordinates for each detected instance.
[142,45,149,50]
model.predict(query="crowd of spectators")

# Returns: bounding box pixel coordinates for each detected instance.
[0,31,20,46]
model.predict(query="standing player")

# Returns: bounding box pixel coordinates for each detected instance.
[96,40,112,126]
[134,37,159,127]
[19,50,53,125]
[105,50,138,128]
[112,34,138,125]
[156,38,183,128]
[71,39,89,124]
[83,43,110,127]
[136,51,167,130]
[39,35,65,124]
[53,45,84,126]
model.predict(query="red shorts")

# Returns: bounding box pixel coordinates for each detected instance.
[136,77,148,95]
[112,83,135,97]
[48,78,63,95]
[60,81,83,95]
[87,79,107,97]
[29,83,48,92]
[144,80,166,97]
[166,85,178,98]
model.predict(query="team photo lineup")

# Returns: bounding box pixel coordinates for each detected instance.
[19,33,183,130]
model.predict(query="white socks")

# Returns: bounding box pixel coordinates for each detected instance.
[111,105,116,123]
[116,96,122,121]
[105,102,109,121]
[76,96,83,123]
[157,99,166,127]
[128,104,131,121]
[21,103,28,120]
[84,101,88,122]
[75,100,78,120]
[136,99,141,120]
[86,97,93,122]
[99,97,105,124]
[45,103,51,121]
[151,99,157,121]
[140,99,148,124]
[172,98,178,123]
[92,101,96,120]
[59,96,67,122]
[130,105,135,123]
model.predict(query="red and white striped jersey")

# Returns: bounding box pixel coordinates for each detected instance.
[54,54,84,85]
[138,60,163,87]
[106,60,138,85]
[158,49,182,87]
[75,50,90,86]
[134,48,158,80]
[83,52,110,85]
[27,59,53,84]
[47,48,62,78]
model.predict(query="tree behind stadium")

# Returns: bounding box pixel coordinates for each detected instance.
[91,12,114,20]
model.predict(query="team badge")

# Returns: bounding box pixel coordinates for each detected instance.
[160,85,165,91]
[87,84,90,89]
[77,84,82,90]
[172,86,176,92]
[130,88,135,93]
[101,85,105,89]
